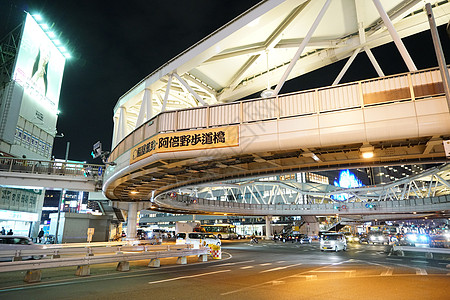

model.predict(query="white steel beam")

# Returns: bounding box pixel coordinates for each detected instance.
[372,0,417,72]
[161,74,173,112]
[274,0,331,96]
[364,47,385,77]
[332,48,361,85]
[172,73,208,106]
[136,87,152,128]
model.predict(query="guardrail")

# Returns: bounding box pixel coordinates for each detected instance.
[109,66,447,163]
[392,245,450,259]
[0,243,192,261]
[0,243,209,283]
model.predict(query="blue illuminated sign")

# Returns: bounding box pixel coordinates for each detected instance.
[331,169,364,201]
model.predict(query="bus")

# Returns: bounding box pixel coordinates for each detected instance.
[200,224,238,239]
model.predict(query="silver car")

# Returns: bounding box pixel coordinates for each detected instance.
[0,235,45,261]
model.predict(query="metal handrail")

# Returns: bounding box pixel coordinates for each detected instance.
[0,157,104,178]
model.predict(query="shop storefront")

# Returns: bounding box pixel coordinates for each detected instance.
[0,209,38,236]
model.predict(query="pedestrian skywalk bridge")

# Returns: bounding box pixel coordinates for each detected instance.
[0,157,103,191]
[104,66,450,207]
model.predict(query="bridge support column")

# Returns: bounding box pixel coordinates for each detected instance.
[126,202,138,239]
[265,215,272,240]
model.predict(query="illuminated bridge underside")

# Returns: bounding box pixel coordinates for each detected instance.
[149,164,450,216]
[103,67,450,205]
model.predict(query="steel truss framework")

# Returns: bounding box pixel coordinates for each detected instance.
[112,0,450,147]
[177,163,450,206]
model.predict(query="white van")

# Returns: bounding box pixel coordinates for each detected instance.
[176,232,221,249]
[320,233,347,252]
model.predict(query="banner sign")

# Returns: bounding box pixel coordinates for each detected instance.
[130,126,239,164]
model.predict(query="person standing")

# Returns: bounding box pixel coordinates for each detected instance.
[1,227,5,235]
[7,229,13,235]
[38,229,45,243]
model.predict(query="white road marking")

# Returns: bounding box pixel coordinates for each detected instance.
[293,275,317,281]
[411,260,428,264]
[416,268,427,275]
[148,269,230,284]
[259,263,272,266]
[310,270,356,277]
[356,250,365,253]
[260,263,302,273]
[221,259,354,296]
[240,266,254,269]
[213,260,255,267]
[381,268,393,276]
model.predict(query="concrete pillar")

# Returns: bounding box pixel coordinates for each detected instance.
[75,265,90,276]
[24,270,42,283]
[177,256,187,265]
[198,254,208,262]
[116,261,130,272]
[126,202,138,240]
[149,258,161,268]
[265,215,272,240]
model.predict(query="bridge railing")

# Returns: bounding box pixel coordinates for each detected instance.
[162,193,450,214]
[109,66,447,163]
[0,157,104,178]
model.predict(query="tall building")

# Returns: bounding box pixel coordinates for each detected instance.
[0,11,69,238]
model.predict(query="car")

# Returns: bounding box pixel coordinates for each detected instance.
[299,234,312,244]
[0,235,46,261]
[358,233,369,244]
[320,233,347,252]
[175,232,221,249]
[368,232,389,245]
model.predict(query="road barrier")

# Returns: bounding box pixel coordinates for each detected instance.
[0,244,208,283]
[392,245,450,259]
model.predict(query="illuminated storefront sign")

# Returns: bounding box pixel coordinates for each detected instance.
[130,126,239,164]
[0,209,38,222]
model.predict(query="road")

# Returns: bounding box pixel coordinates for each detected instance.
[0,240,448,299]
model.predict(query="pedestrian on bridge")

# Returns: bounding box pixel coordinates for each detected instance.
[1,227,5,235]
[7,229,13,235]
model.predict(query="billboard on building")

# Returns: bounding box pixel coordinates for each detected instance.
[12,13,65,124]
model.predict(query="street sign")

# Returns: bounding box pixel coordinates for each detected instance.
[98,166,103,176]
[92,141,102,159]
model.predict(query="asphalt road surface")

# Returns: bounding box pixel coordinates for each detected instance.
[0,240,448,299]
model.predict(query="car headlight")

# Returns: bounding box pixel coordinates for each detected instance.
[354,237,359,241]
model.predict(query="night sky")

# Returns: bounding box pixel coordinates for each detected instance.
[1,1,449,163]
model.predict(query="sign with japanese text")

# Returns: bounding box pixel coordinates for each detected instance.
[130,126,239,164]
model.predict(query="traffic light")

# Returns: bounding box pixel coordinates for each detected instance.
[334,205,340,210]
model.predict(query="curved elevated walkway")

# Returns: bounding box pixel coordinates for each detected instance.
[103,67,450,204]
